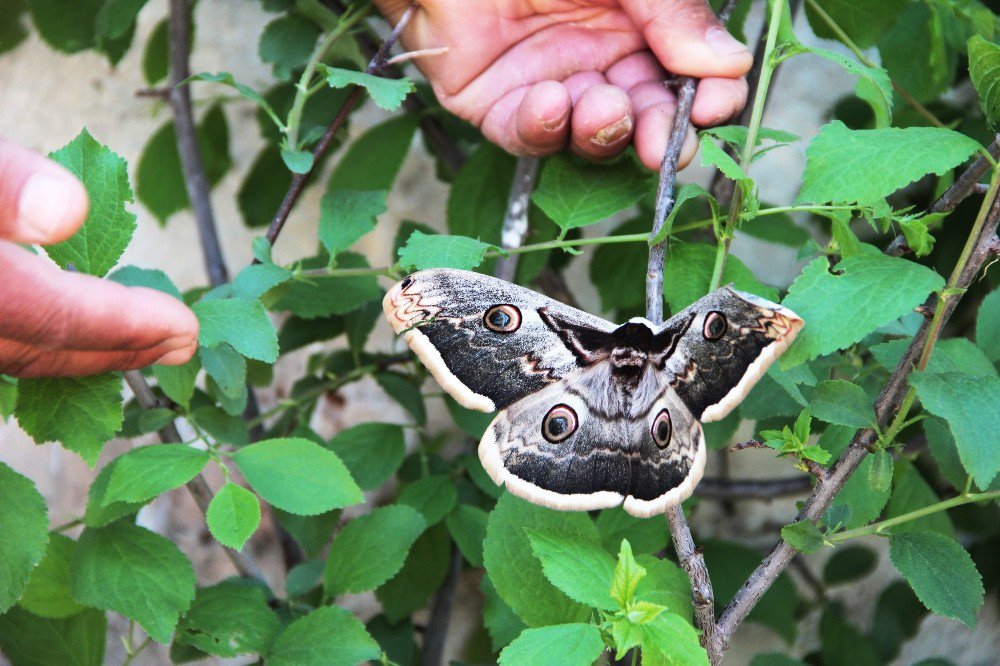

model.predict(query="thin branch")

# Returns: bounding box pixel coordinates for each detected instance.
[122,370,266,582]
[694,476,812,500]
[260,2,420,252]
[167,0,229,287]
[713,161,1000,652]
[420,545,463,666]
[494,157,540,282]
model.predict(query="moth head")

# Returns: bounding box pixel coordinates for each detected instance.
[383,271,443,333]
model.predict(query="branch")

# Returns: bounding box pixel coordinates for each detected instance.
[713,163,1000,652]
[167,0,229,287]
[122,370,266,582]
[260,2,420,251]
[494,157,540,282]
[420,545,463,666]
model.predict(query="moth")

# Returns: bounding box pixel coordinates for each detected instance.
[383,269,803,518]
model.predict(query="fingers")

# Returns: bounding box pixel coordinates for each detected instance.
[0,338,194,378]
[0,243,198,375]
[569,84,634,160]
[0,138,89,245]
[691,77,749,126]
[621,0,753,79]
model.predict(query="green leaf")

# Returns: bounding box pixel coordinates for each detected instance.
[805,0,907,48]
[639,613,710,666]
[499,624,605,666]
[45,129,135,276]
[230,263,291,300]
[649,183,715,244]
[595,507,669,556]
[0,607,106,666]
[280,147,313,174]
[446,504,489,567]
[699,134,750,182]
[136,105,231,223]
[268,255,382,318]
[968,35,1000,126]
[174,580,279,657]
[664,242,778,311]
[484,493,597,626]
[781,248,945,367]
[811,48,892,123]
[0,0,29,56]
[26,0,101,53]
[238,145,292,228]
[141,18,168,84]
[526,529,617,610]
[823,546,877,586]
[868,450,894,494]
[889,531,984,628]
[83,459,147,528]
[398,475,457,526]
[828,454,891,530]
[398,231,497,271]
[199,343,246,406]
[447,144,515,248]
[877,2,951,104]
[189,72,282,129]
[884,461,955,538]
[18,533,87,619]
[819,603,881,666]
[193,297,279,362]
[810,380,875,428]
[634,555,692,622]
[740,211,811,247]
[327,115,419,192]
[104,444,209,504]
[108,265,183,299]
[318,189,386,258]
[376,523,451,623]
[376,371,427,425]
[320,65,414,110]
[234,437,362,514]
[871,337,997,378]
[482,574,526,651]
[910,371,1000,489]
[798,122,981,207]
[323,505,426,596]
[259,14,319,81]
[326,422,406,490]
[611,539,645,609]
[976,287,1000,362]
[532,155,649,233]
[15,374,123,466]
[268,606,380,666]
[0,463,48,613]
[206,483,261,551]
[782,520,825,554]
[70,522,195,643]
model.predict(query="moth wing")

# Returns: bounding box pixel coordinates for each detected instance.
[657,287,803,422]
[383,268,617,412]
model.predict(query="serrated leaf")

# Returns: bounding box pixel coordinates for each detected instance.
[699,135,749,182]
[70,522,195,643]
[889,531,984,628]
[782,520,825,554]
[326,422,406,490]
[0,463,49,613]
[499,624,605,666]
[18,533,88,619]
[318,189,386,258]
[823,545,878,586]
[234,437,363,515]
[805,0,907,49]
[968,35,1000,126]
[526,529,617,610]
[199,343,246,405]
[611,539,645,609]
[259,14,319,81]
[45,129,135,276]
[806,47,893,123]
[976,288,1000,362]
[327,114,419,191]
[206,483,261,551]
[649,183,715,244]
[320,65,414,110]
[83,459,147,527]
[664,242,778,311]
[639,613,709,666]
[0,607,106,666]
[829,454,891,530]
[104,444,209,504]
[798,122,981,206]
[634,555,692,622]
[268,254,382,319]
[376,523,451,623]
[484,493,596,626]
[532,155,649,232]
[398,475,457,526]
[884,461,954,537]
[268,606,380,666]
[595,507,669,556]
[810,380,875,428]
[323,505,426,596]
[15,373,124,466]
[174,580,279,657]
[108,265,182,299]
[397,231,497,271]
[25,0,100,53]
[910,371,1000,489]
[446,504,489,567]
[781,248,944,367]
[194,297,278,362]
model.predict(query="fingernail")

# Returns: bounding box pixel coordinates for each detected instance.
[541,107,570,131]
[155,344,195,366]
[591,116,633,146]
[17,173,73,243]
[706,28,749,57]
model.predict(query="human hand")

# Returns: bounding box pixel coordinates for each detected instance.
[0,139,198,377]
[373,0,752,169]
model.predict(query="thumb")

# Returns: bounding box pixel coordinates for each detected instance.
[0,138,89,245]
[621,0,753,79]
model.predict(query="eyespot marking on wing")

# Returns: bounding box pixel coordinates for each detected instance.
[484,304,521,333]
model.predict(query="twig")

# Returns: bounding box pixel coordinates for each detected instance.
[260,2,420,252]
[167,0,229,287]
[122,370,266,582]
[887,134,1000,257]
[386,46,450,67]
[713,159,1000,653]
[694,476,811,500]
[494,157,540,282]
[420,545,463,666]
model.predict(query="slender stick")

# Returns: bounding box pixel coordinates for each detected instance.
[167,0,229,287]
[122,370,266,582]
[260,2,420,251]
[420,545,463,666]
[713,161,1000,653]
[495,157,540,282]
